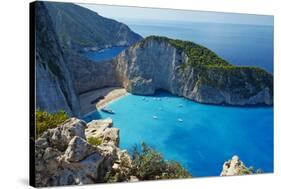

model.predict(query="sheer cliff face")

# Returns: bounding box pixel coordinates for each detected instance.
[44,2,142,51]
[115,38,186,95]
[182,66,273,105]
[115,37,273,106]
[35,2,80,116]
[35,2,141,115]
[66,53,121,94]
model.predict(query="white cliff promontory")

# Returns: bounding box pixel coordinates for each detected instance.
[115,36,273,106]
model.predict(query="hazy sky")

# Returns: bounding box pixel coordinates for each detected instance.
[77,3,273,26]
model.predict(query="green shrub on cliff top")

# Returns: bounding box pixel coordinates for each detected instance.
[143,36,231,68]
[131,143,191,180]
[105,142,191,183]
[36,110,69,138]
[87,136,102,146]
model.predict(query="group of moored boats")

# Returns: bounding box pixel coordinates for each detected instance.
[152,115,183,122]
[100,97,185,121]
[101,107,184,122]
[143,97,185,122]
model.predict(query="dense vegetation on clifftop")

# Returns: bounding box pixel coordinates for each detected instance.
[142,36,272,73]
[131,143,192,180]
[141,36,231,68]
[106,142,191,182]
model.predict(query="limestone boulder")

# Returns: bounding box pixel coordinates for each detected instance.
[86,118,120,146]
[41,118,87,151]
[64,136,95,162]
[35,117,129,187]
[220,155,253,176]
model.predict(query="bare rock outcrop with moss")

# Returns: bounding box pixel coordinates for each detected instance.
[35,118,131,187]
[220,155,263,176]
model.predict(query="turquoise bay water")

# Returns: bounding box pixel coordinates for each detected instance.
[82,46,127,61]
[83,91,273,177]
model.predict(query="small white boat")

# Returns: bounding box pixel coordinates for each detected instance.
[101,108,115,114]
[152,115,158,119]
[177,118,183,122]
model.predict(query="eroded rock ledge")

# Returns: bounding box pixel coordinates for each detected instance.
[220,155,263,176]
[35,118,134,187]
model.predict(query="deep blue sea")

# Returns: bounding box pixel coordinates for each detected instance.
[83,20,273,177]
[84,20,273,73]
[84,91,273,177]
[126,20,273,73]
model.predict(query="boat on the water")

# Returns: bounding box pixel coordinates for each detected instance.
[177,118,183,122]
[101,108,115,114]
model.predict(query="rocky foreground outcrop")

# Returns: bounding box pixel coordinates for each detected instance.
[35,117,261,186]
[115,36,273,106]
[35,118,134,187]
[220,155,263,176]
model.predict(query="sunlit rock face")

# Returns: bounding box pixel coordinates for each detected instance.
[35,118,131,187]
[115,36,273,106]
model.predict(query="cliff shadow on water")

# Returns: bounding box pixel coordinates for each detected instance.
[132,88,273,109]
[82,110,102,123]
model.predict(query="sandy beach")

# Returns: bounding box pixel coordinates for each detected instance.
[79,87,127,115]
